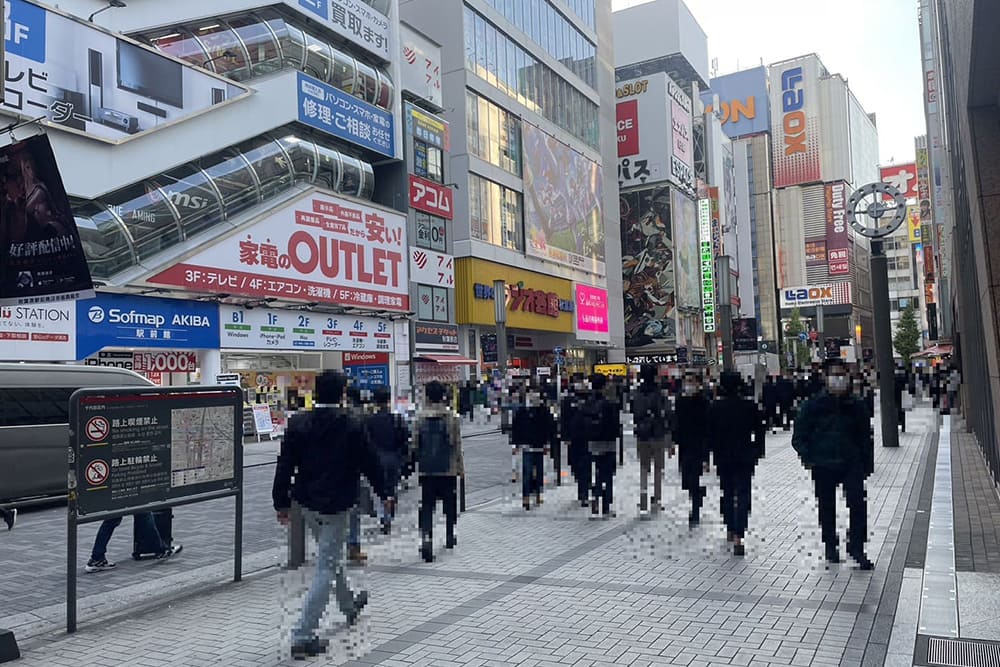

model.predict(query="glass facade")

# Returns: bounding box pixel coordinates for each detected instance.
[468,173,523,251]
[73,129,376,280]
[562,0,596,29]
[463,6,599,149]
[137,9,394,110]
[466,90,522,176]
[414,139,444,183]
[479,0,596,87]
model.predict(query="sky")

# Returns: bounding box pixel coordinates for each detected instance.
[611,0,925,166]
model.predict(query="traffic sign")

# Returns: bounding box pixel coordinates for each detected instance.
[85,416,110,442]
[809,331,819,342]
[798,332,808,342]
[85,459,109,486]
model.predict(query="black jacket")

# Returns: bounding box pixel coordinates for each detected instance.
[762,381,778,408]
[365,410,409,461]
[708,396,765,472]
[673,394,708,465]
[511,404,557,450]
[776,378,796,405]
[272,407,387,514]
[560,395,586,444]
[792,392,874,475]
[576,393,619,443]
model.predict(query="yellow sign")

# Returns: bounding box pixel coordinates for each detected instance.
[907,206,921,243]
[455,259,574,333]
[594,363,628,377]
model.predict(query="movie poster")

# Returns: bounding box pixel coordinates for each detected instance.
[0,134,94,305]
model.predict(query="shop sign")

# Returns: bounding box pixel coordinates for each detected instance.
[410,248,455,287]
[513,335,534,350]
[291,0,390,60]
[296,72,394,158]
[472,283,574,318]
[149,192,408,312]
[805,239,827,265]
[594,363,627,377]
[698,198,716,333]
[769,57,821,187]
[826,182,850,276]
[76,293,219,360]
[458,259,574,333]
[626,354,678,365]
[414,322,459,352]
[409,175,453,219]
[880,164,919,199]
[907,206,922,243]
[342,351,390,390]
[220,306,391,352]
[0,302,75,360]
[779,283,852,308]
[415,214,446,253]
[575,284,610,341]
[405,102,449,150]
[1,0,248,145]
[83,350,197,373]
[400,27,442,107]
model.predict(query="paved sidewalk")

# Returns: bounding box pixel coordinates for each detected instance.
[11,407,937,666]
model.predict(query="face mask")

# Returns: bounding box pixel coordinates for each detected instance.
[826,376,849,393]
[683,384,696,395]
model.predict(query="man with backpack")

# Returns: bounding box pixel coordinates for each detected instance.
[364,386,409,534]
[412,381,464,563]
[272,371,390,659]
[578,373,620,519]
[708,372,765,556]
[511,385,558,510]
[631,364,672,516]
[674,371,709,527]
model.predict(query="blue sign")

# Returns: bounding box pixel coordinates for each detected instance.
[701,66,771,139]
[5,0,47,63]
[298,0,328,20]
[296,72,394,158]
[343,364,389,391]
[798,332,809,342]
[76,293,220,360]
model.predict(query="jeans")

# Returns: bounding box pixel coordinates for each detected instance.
[90,513,163,561]
[293,509,355,643]
[813,469,868,554]
[419,475,457,543]
[521,450,544,498]
[719,470,753,538]
[591,451,616,514]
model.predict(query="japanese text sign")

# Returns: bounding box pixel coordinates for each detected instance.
[410,248,454,287]
[825,182,850,276]
[292,0,390,60]
[221,306,392,352]
[575,284,610,341]
[0,302,75,360]
[297,72,395,157]
[409,175,453,219]
[400,25,442,107]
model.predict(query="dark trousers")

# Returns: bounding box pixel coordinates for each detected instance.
[813,470,868,554]
[719,470,753,538]
[591,451,616,514]
[521,450,544,498]
[764,404,778,430]
[779,403,794,429]
[680,461,705,515]
[90,513,164,561]
[569,441,591,502]
[550,441,561,485]
[419,475,457,542]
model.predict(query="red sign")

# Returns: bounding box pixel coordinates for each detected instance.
[825,182,851,276]
[86,416,110,442]
[409,175,454,219]
[148,193,409,312]
[132,351,197,373]
[880,164,919,199]
[343,352,390,365]
[616,99,639,157]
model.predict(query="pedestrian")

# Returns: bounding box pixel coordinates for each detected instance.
[511,385,557,509]
[776,370,796,430]
[561,376,591,507]
[673,372,709,526]
[631,364,672,516]
[345,386,371,566]
[412,380,464,563]
[792,358,875,569]
[1,507,15,531]
[272,370,390,659]
[894,363,908,432]
[84,512,182,573]
[708,372,765,556]
[578,373,620,519]
[761,375,778,432]
[364,386,409,535]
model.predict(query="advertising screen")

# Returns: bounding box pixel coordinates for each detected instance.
[702,66,771,139]
[769,57,822,187]
[575,284,610,342]
[620,187,676,350]
[522,123,604,274]
[2,0,248,144]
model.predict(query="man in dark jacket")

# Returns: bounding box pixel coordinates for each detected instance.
[511,385,558,509]
[708,372,765,556]
[364,386,409,534]
[272,371,390,659]
[674,371,709,526]
[578,373,620,518]
[793,358,875,569]
[761,376,778,432]
[776,371,796,430]
[631,364,672,516]
[561,377,591,506]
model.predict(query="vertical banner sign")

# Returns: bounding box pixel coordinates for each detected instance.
[574,284,610,342]
[0,134,94,305]
[769,57,821,187]
[620,188,676,350]
[907,206,921,243]
[400,25,442,108]
[826,182,850,276]
[698,199,716,333]
[615,75,670,188]
[667,76,694,194]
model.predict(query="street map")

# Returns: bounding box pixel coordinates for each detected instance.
[170,406,236,488]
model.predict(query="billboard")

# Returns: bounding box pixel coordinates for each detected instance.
[668,77,695,194]
[881,163,919,200]
[698,198,716,333]
[405,103,449,152]
[702,66,772,139]
[414,322,459,352]
[522,123,604,274]
[575,284,610,342]
[620,187,676,349]
[409,247,454,288]
[291,0,390,60]
[672,189,700,310]
[2,0,247,144]
[409,175,453,219]
[732,317,758,352]
[805,239,827,266]
[148,192,409,311]
[297,72,394,157]
[825,182,850,276]
[400,25,441,108]
[906,206,921,243]
[615,74,670,188]
[0,301,75,360]
[770,57,822,187]
[779,283,852,308]
[916,147,932,225]
[220,306,391,352]
[0,134,94,305]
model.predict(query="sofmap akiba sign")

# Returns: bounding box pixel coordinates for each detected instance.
[297,73,394,157]
[2,0,248,144]
[148,192,409,311]
[220,306,392,352]
[409,175,453,219]
[292,0,390,60]
[779,283,852,309]
[769,57,821,187]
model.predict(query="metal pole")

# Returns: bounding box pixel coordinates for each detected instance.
[234,487,243,582]
[494,280,508,380]
[67,502,77,634]
[871,240,900,447]
[816,304,825,361]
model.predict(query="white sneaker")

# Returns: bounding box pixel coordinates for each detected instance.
[85,558,117,573]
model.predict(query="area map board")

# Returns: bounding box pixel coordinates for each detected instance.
[70,386,242,517]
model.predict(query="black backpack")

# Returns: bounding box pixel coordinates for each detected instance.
[418,416,452,474]
[633,390,665,441]
[579,396,605,436]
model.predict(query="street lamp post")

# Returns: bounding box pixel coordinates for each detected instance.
[493,280,507,381]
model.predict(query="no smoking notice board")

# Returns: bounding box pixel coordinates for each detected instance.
[70,387,243,517]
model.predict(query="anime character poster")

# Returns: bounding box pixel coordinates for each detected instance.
[620,186,677,350]
[0,134,94,305]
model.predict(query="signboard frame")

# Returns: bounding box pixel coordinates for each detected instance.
[67,385,244,633]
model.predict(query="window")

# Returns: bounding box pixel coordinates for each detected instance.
[0,387,74,426]
[469,173,523,251]
[415,212,447,252]
[466,90,522,176]
[414,139,444,183]
[417,285,449,322]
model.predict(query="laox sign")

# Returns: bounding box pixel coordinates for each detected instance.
[780,282,852,308]
[780,67,807,156]
[785,286,833,302]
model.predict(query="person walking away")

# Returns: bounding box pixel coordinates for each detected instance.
[792,359,875,569]
[762,376,779,433]
[578,374,620,518]
[946,365,961,414]
[894,363,908,432]
[83,511,181,572]
[776,371,796,430]
[631,364,673,516]
[272,371,390,658]
[511,386,557,509]
[674,372,709,527]
[364,386,409,534]
[561,377,591,506]
[708,372,765,556]
[412,381,464,562]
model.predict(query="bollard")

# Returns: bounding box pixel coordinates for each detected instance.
[288,502,305,569]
